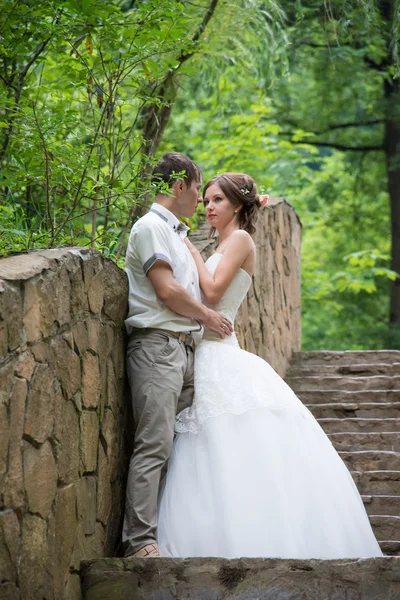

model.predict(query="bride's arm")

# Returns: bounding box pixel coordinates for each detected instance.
[186,229,254,305]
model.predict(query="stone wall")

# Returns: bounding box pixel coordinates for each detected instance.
[191,198,302,375]
[0,248,128,600]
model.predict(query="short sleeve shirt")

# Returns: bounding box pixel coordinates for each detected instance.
[124,203,203,337]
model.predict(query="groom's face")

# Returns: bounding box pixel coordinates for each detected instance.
[177,178,202,218]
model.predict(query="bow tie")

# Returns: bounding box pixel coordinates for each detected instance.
[174,222,189,238]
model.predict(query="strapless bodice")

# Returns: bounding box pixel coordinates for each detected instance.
[202,253,251,342]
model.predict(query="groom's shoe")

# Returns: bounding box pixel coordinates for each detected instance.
[132,543,160,557]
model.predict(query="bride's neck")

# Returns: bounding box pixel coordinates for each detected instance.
[217,222,239,243]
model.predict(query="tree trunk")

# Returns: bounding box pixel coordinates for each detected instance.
[383,76,400,336]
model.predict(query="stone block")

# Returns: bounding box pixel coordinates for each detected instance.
[54,484,77,580]
[80,410,99,473]
[23,279,41,343]
[64,573,82,600]
[103,260,128,325]
[0,401,9,493]
[63,330,74,350]
[97,443,112,525]
[0,321,8,361]
[105,357,118,412]
[112,329,125,380]
[81,557,400,600]
[24,440,57,518]
[55,399,80,485]
[77,476,97,535]
[25,363,55,444]
[4,378,27,508]
[31,340,49,363]
[14,350,35,380]
[101,409,118,477]
[0,282,24,351]
[87,271,104,314]
[19,514,50,600]
[68,257,88,318]
[85,521,106,558]
[0,582,20,600]
[0,358,15,408]
[0,509,20,582]
[82,351,101,408]
[87,319,101,351]
[38,266,71,336]
[72,321,89,356]
[50,336,81,398]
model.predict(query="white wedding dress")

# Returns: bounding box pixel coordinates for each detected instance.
[157,253,383,559]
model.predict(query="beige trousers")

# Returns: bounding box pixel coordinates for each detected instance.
[122,329,194,556]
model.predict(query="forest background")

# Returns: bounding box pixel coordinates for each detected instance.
[1,0,399,351]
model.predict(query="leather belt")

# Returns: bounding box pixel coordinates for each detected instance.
[146,328,194,347]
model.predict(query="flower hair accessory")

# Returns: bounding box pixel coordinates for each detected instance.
[240,187,250,196]
[259,194,269,207]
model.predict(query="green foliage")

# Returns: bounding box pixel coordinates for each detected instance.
[1,0,282,259]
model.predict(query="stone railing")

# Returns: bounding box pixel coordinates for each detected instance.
[190,198,302,376]
[0,248,128,600]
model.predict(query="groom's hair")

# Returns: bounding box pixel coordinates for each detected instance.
[152,152,201,189]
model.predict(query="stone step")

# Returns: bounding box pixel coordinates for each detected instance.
[339,450,400,472]
[380,540,400,556]
[318,418,400,434]
[369,515,400,542]
[292,350,400,366]
[300,390,400,404]
[329,432,400,452]
[81,556,400,600]
[352,471,400,496]
[287,362,400,378]
[308,402,400,420]
[288,376,400,392]
[362,495,400,516]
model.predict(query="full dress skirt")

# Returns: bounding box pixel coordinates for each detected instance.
[157,255,383,559]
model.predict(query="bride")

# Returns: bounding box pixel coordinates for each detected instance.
[157,172,382,559]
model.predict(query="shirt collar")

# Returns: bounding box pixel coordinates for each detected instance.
[150,203,190,238]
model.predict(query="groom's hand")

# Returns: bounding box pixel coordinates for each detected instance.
[203,308,233,339]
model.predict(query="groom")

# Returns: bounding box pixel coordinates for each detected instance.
[122,152,233,557]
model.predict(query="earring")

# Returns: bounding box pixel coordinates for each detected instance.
[234,209,239,214]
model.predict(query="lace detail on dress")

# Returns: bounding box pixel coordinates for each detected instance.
[175,254,316,434]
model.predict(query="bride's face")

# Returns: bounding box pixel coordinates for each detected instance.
[203,183,238,229]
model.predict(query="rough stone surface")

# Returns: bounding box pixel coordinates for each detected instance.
[0,509,20,582]
[24,440,57,518]
[192,199,301,375]
[0,248,128,599]
[19,514,51,600]
[82,352,100,409]
[25,363,55,444]
[56,398,80,484]
[81,557,400,600]
[4,377,27,508]
[80,411,100,473]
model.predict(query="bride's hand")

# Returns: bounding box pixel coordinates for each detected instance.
[184,237,197,253]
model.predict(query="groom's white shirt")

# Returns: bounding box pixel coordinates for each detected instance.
[124,203,203,340]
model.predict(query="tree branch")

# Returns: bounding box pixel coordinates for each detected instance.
[178,0,219,64]
[286,138,384,152]
[280,119,383,135]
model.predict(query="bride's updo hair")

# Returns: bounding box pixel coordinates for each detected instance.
[203,172,261,235]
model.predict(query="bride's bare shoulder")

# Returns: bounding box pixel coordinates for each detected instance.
[229,229,256,252]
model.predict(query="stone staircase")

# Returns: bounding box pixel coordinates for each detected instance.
[80,350,400,599]
[286,350,400,558]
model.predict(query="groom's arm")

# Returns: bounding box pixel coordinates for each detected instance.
[147,262,233,337]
